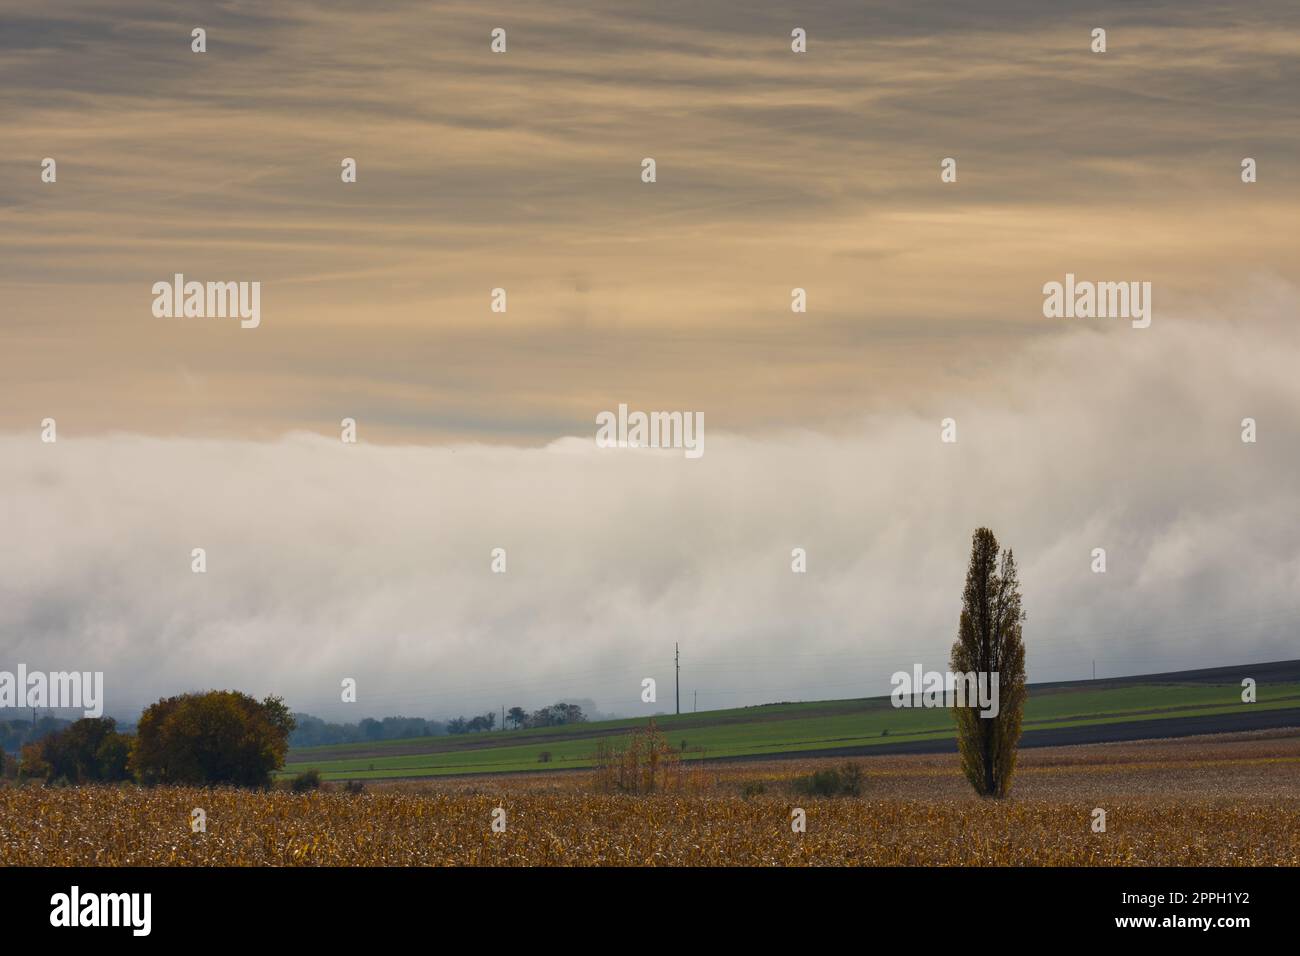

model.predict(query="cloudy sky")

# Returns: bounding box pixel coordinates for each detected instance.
[2,1,1298,719]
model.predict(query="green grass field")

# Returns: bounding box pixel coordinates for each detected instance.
[282,677,1300,781]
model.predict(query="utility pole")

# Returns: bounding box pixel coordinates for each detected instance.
[1092,659,1096,680]
[502,705,505,731]
[694,690,697,713]
[675,643,680,716]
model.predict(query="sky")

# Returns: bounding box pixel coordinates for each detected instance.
[1,1,1298,720]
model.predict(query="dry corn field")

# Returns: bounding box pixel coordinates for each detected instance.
[2,730,1298,866]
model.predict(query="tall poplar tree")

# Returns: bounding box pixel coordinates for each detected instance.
[950,527,1027,797]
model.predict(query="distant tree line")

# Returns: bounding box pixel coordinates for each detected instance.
[308,702,593,738]
[504,702,587,730]
[446,712,496,734]
[289,713,446,747]
[294,701,590,738]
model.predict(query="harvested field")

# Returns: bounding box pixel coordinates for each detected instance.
[3,730,1297,866]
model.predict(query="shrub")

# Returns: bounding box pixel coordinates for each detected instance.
[343,780,365,795]
[290,769,323,793]
[793,761,865,798]
[592,720,683,794]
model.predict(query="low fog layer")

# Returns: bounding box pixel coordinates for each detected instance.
[3,294,1298,720]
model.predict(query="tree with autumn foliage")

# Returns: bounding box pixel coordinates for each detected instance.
[130,690,295,788]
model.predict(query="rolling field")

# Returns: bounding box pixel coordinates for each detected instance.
[283,666,1300,781]
[6,730,1298,866]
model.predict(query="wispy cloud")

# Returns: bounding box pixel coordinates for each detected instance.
[2,1,1297,438]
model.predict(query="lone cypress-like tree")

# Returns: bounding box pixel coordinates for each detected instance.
[950,527,1027,797]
